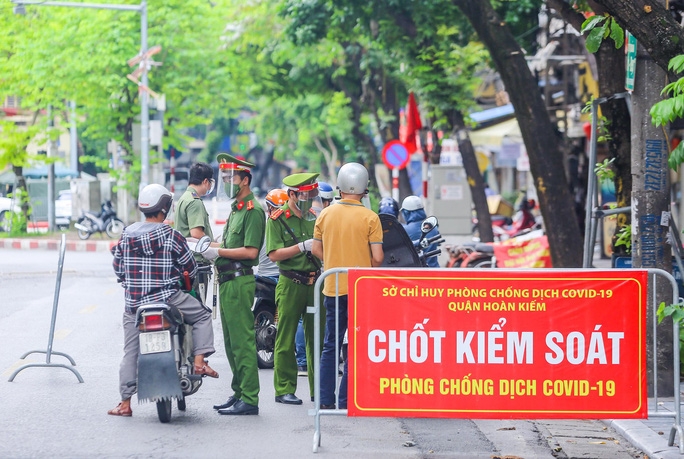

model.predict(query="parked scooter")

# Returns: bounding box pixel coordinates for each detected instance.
[135,236,214,423]
[74,200,124,240]
[253,276,277,369]
[473,193,540,242]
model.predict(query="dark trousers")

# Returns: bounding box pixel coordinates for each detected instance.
[319,294,347,407]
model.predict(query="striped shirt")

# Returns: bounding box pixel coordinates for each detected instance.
[112,221,197,311]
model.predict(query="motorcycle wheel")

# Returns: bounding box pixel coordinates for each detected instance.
[177,397,186,411]
[253,303,276,369]
[156,399,172,423]
[106,218,125,238]
[469,258,494,268]
[77,219,93,240]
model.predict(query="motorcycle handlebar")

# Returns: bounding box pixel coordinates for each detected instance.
[423,249,442,258]
[426,235,443,244]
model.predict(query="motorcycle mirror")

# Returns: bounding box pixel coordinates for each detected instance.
[194,235,212,253]
[421,216,438,235]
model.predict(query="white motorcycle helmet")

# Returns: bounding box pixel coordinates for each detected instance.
[401,195,423,211]
[138,184,173,216]
[336,162,369,195]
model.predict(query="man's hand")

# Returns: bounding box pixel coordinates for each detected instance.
[298,239,313,253]
[203,247,220,261]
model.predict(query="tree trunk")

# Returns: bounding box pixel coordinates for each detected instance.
[449,110,495,243]
[11,165,29,233]
[453,0,583,267]
[631,38,674,397]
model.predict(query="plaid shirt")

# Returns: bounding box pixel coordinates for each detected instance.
[112,222,197,312]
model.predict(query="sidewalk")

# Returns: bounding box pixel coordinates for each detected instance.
[2,230,684,457]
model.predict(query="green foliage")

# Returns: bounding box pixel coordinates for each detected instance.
[581,98,612,143]
[580,14,624,53]
[0,0,239,188]
[613,224,631,253]
[657,301,684,374]
[594,158,616,182]
[649,55,684,171]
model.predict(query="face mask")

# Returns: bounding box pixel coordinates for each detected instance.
[224,183,241,199]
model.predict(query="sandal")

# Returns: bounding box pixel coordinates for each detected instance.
[194,361,219,378]
[107,402,132,417]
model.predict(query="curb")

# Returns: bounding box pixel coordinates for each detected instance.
[0,238,117,252]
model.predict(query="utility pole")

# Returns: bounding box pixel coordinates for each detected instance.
[631,29,674,396]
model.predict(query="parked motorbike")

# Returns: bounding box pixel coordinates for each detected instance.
[133,237,214,423]
[473,193,540,242]
[74,200,124,240]
[253,276,277,369]
[445,241,495,268]
[380,214,444,268]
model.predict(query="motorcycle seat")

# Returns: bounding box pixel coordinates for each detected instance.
[474,243,494,254]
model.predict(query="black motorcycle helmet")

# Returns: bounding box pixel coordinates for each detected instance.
[378,196,399,218]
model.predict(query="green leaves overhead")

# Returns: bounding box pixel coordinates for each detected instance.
[581,14,624,53]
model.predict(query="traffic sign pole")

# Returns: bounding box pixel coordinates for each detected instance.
[392,168,400,201]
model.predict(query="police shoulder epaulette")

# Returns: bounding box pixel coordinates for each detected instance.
[270,208,283,220]
[247,200,254,210]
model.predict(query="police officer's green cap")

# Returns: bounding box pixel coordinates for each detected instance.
[282,172,320,191]
[217,153,255,170]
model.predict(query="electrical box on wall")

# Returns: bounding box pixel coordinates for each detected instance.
[426,165,472,235]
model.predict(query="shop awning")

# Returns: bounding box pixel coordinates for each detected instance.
[468,118,522,147]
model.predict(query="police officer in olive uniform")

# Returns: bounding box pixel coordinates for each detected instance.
[266,173,325,405]
[174,162,217,298]
[212,153,265,416]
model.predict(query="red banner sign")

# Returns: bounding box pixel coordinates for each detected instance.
[493,235,552,268]
[347,269,647,419]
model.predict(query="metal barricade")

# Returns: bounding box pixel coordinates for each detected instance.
[8,233,83,383]
[647,268,683,453]
[309,267,684,454]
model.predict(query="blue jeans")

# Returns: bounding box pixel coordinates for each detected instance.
[295,318,306,367]
[319,295,347,408]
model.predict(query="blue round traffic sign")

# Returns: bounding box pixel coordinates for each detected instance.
[382,140,410,170]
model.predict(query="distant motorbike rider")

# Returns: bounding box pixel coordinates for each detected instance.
[108,184,218,417]
[317,181,335,207]
[401,195,440,268]
[378,196,400,219]
[266,173,325,406]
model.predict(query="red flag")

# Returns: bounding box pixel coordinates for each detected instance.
[401,92,422,154]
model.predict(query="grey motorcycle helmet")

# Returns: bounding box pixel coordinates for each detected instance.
[336,162,369,195]
[138,183,173,216]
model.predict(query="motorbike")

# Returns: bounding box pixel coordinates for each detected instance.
[380,214,444,268]
[445,241,495,268]
[133,237,215,423]
[473,193,540,242]
[74,200,124,240]
[253,276,277,369]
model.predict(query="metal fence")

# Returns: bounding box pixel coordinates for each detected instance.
[309,267,683,454]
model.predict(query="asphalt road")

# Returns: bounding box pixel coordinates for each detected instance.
[0,249,646,458]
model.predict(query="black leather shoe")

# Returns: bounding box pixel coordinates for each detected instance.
[275,394,303,405]
[218,400,259,415]
[319,403,335,410]
[213,395,237,410]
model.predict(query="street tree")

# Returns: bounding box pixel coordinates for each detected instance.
[453,0,584,267]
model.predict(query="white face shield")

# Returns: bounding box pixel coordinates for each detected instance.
[291,183,323,221]
[218,163,246,200]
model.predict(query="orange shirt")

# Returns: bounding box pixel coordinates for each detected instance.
[313,199,383,296]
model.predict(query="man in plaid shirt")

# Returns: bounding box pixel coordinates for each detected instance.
[108,184,219,417]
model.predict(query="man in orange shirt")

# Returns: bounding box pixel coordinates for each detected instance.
[312,163,383,409]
